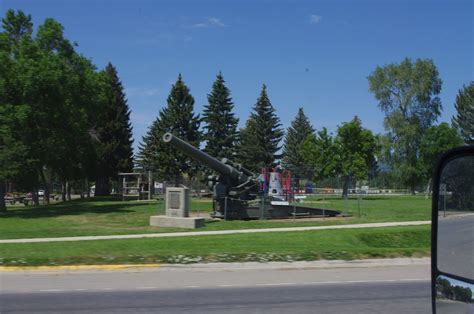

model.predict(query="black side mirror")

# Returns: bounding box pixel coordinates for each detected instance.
[432,145,474,313]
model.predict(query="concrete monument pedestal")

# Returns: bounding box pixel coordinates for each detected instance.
[150,186,205,229]
[149,216,205,229]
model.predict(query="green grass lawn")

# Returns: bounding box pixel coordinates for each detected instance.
[0,225,430,266]
[302,194,431,222]
[0,195,431,239]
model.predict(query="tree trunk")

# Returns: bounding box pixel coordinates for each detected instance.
[174,174,180,187]
[0,182,6,212]
[61,181,66,202]
[95,176,110,196]
[80,179,85,199]
[39,167,50,205]
[148,171,152,200]
[86,178,90,198]
[425,178,432,199]
[32,191,39,206]
[66,180,72,201]
[341,175,350,199]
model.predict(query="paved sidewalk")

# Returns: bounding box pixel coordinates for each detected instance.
[0,220,430,244]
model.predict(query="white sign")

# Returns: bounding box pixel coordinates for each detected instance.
[270,201,290,206]
[440,183,447,195]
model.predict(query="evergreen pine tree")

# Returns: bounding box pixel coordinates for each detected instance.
[281,108,315,179]
[452,82,474,145]
[237,84,284,172]
[137,107,173,180]
[95,63,134,196]
[202,72,239,159]
[137,74,200,185]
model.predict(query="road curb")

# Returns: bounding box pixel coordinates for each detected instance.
[0,258,430,273]
[0,264,161,272]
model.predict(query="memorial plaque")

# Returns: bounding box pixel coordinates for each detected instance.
[165,187,189,217]
[169,191,181,209]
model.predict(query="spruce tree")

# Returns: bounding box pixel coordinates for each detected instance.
[281,108,315,180]
[237,84,284,172]
[137,108,172,179]
[202,72,239,159]
[95,63,134,196]
[137,74,200,185]
[452,82,474,145]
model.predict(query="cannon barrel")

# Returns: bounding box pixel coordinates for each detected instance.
[163,133,248,182]
[221,158,254,177]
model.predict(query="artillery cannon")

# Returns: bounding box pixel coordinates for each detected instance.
[163,133,341,220]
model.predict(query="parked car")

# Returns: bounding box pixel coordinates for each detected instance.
[26,190,44,198]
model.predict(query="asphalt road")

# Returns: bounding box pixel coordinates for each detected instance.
[1,281,430,314]
[0,260,431,313]
[437,214,474,279]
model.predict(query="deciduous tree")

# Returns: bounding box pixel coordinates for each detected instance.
[299,128,339,182]
[300,117,377,198]
[1,9,129,205]
[0,10,38,209]
[335,117,378,198]
[368,58,442,193]
[419,122,463,181]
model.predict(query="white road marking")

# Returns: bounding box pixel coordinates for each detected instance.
[256,282,299,286]
[258,278,427,287]
[219,284,239,287]
[11,278,429,294]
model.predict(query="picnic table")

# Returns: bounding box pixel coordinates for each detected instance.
[4,196,29,205]
[5,193,60,206]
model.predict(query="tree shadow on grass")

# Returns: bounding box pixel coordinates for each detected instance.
[0,198,157,219]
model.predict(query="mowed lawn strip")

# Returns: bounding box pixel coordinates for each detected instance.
[0,225,430,266]
[305,194,431,222]
[0,196,430,240]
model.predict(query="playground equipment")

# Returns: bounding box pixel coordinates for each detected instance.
[163,133,341,220]
[119,172,152,201]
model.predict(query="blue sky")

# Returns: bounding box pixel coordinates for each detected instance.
[2,0,473,152]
